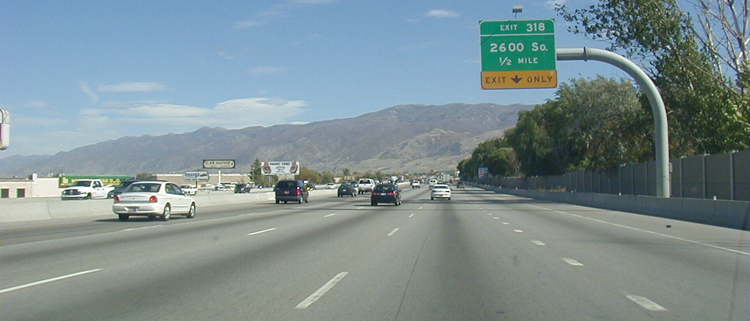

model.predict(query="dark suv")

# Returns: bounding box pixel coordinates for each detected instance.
[274,179,309,204]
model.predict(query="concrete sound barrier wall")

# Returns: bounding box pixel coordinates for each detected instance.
[487,186,749,230]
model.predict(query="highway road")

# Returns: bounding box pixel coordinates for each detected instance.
[1,185,748,320]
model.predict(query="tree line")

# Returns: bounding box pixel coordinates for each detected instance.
[459,0,748,180]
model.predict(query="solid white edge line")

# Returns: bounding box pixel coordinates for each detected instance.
[0,269,102,294]
[527,204,750,256]
[562,258,584,266]
[627,295,668,311]
[388,228,400,236]
[295,272,349,309]
[248,227,277,236]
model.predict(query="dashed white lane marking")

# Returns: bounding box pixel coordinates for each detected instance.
[562,258,584,266]
[527,204,750,256]
[493,217,500,220]
[248,228,277,236]
[409,214,415,218]
[502,222,510,225]
[388,228,400,236]
[121,225,163,232]
[295,272,349,309]
[324,213,336,218]
[0,269,102,294]
[532,240,546,246]
[627,295,668,311]
[513,229,524,233]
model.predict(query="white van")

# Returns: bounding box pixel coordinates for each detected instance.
[428,179,437,189]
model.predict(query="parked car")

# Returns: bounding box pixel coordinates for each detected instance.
[112,181,196,221]
[180,184,198,196]
[430,184,452,200]
[337,182,357,197]
[274,179,309,204]
[234,183,252,193]
[411,179,421,189]
[371,183,401,206]
[108,179,138,198]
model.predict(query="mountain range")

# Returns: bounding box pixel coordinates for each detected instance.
[0,103,532,177]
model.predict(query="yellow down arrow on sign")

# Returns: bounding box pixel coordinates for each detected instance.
[481,70,557,89]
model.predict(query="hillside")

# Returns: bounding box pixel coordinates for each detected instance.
[0,103,532,176]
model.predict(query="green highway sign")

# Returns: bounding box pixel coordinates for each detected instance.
[480,19,557,89]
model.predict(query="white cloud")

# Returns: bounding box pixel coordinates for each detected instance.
[26,100,49,109]
[235,0,337,29]
[234,20,264,29]
[97,82,166,93]
[426,9,460,18]
[80,81,100,103]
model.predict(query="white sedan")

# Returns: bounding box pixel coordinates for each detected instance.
[113,181,196,221]
[430,184,452,200]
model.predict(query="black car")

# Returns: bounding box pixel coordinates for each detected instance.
[274,179,309,204]
[370,183,401,206]
[456,181,465,189]
[337,182,357,197]
[234,183,252,193]
[107,179,137,198]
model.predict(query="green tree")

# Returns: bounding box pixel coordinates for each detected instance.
[505,77,650,175]
[557,0,748,155]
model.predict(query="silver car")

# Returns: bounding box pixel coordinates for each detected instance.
[112,181,196,221]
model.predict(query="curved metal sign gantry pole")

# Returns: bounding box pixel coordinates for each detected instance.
[557,48,670,197]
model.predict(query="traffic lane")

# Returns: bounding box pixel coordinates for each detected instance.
[0,192,423,320]
[0,195,374,286]
[0,193,341,245]
[469,192,750,320]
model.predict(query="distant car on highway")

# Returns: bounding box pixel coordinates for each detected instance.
[61,179,115,200]
[428,179,438,189]
[112,181,196,221]
[371,183,401,206]
[274,179,309,204]
[108,179,138,198]
[234,183,252,193]
[337,182,357,197]
[430,184,451,200]
[456,181,465,189]
[411,179,421,188]
[357,178,376,194]
[326,182,336,189]
[180,184,198,196]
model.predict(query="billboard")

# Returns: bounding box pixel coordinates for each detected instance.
[261,161,300,175]
[183,171,210,182]
[203,159,235,169]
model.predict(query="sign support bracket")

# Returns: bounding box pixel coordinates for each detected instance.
[557,47,670,198]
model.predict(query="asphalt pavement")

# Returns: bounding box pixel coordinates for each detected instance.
[1,185,748,320]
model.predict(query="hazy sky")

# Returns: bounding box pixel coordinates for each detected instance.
[1,0,631,157]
